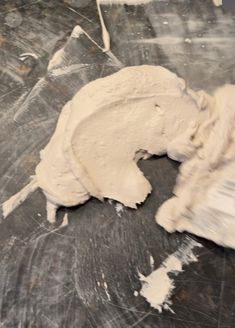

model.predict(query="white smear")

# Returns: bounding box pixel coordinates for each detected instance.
[71,25,84,38]
[60,213,69,227]
[19,52,39,60]
[103,281,111,301]
[99,0,152,4]
[185,38,192,44]
[150,255,154,268]
[2,177,38,218]
[115,203,124,217]
[134,291,139,297]
[48,48,65,71]
[139,238,202,313]
[133,36,235,46]
[50,64,89,77]
[46,201,58,224]
[212,0,222,6]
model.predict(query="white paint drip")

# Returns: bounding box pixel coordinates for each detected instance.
[139,238,202,313]
[97,0,110,52]
[115,203,124,217]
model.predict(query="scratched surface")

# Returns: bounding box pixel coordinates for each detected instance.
[0,0,235,327]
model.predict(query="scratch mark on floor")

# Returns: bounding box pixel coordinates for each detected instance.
[128,311,151,328]
[0,0,42,14]
[42,314,59,328]
[67,6,93,23]
[217,251,226,328]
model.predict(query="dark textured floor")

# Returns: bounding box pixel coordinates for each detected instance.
[0,0,235,327]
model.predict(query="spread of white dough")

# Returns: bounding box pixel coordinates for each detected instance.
[2,65,201,221]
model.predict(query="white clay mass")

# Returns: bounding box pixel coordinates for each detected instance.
[3,65,201,223]
[156,85,235,249]
[4,64,235,249]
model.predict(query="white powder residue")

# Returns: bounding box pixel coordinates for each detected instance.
[115,203,124,217]
[139,238,202,313]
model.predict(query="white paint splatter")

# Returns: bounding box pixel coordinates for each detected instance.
[115,203,124,217]
[134,290,139,297]
[139,238,202,313]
